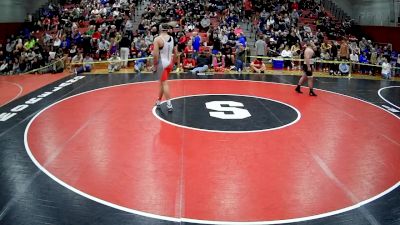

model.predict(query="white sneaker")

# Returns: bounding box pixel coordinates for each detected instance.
[167,103,173,112]
[155,100,161,108]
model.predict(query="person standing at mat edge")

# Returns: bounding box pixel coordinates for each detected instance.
[295,41,317,96]
[153,23,178,112]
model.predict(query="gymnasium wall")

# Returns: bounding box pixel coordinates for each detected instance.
[0,0,50,23]
[355,25,400,50]
[332,0,398,26]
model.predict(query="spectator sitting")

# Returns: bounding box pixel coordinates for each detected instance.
[339,63,350,76]
[221,43,235,67]
[183,57,196,71]
[108,53,122,73]
[381,58,392,79]
[97,38,111,60]
[0,59,11,74]
[359,52,369,74]
[190,50,212,75]
[212,53,225,72]
[280,45,293,70]
[51,54,65,74]
[184,40,194,58]
[73,53,93,75]
[30,57,41,73]
[134,51,147,72]
[397,54,400,76]
[349,50,359,73]
[250,58,266,73]
[235,43,246,73]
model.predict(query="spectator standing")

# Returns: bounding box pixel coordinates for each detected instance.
[192,32,201,59]
[119,35,131,68]
[369,49,378,75]
[255,35,267,57]
[339,39,349,60]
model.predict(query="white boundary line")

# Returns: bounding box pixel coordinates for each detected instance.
[24,79,400,224]
[152,94,301,133]
[0,81,23,107]
[377,86,400,110]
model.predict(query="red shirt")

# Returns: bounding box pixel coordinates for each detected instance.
[183,58,196,67]
[184,46,194,54]
[244,0,252,11]
[179,36,188,44]
[252,59,263,69]
[176,9,184,16]
[43,18,51,25]
[92,31,101,40]
[292,2,299,10]
[96,17,104,24]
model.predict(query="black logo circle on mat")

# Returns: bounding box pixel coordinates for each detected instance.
[154,95,300,132]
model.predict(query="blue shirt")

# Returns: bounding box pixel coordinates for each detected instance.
[238,35,247,47]
[61,39,71,49]
[391,51,397,62]
[193,35,201,51]
[359,54,368,63]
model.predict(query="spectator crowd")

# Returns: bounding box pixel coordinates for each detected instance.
[0,0,398,79]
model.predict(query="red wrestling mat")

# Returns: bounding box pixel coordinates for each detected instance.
[0,72,70,107]
[25,80,400,223]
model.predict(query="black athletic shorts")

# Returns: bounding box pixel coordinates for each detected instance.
[302,64,313,76]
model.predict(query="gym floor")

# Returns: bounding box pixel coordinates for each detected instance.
[0,72,399,225]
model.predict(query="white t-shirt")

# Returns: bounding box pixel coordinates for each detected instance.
[49,51,56,60]
[71,55,82,65]
[100,8,107,15]
[113,10,120,17]
[125,20,133,31]
[321,52,330,60]
[281,50,292,58]
[350,53,358,62]
[53,39,61,47]
[382,62,391,74]
[267,19,275,26]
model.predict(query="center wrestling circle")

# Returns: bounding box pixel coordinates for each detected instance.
[25,79,400,224]
[153,94,301,133]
